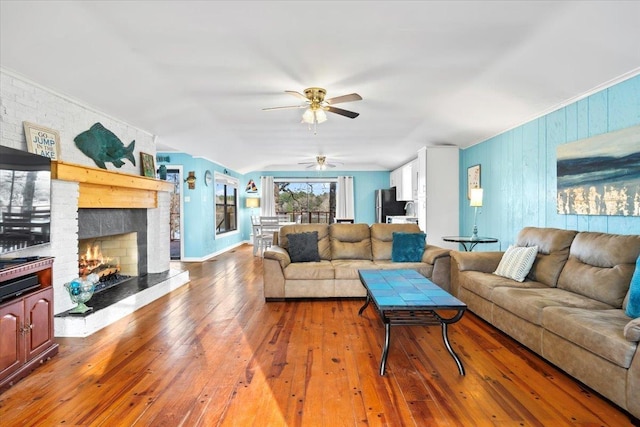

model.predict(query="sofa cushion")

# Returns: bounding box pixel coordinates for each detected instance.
[372,260,434,279]
[458,271,548,301]
[493,245,538,282]
[287,231,320,263]
[624,317,640,342]
[491,287,612,325]
[391,232,426,262]
[329,223,372,260]
[279,224,331,260]
[283,260,334,280]
[557,232,640,308]
[543,307,637,369]
[515,227,577,287]
[331,259,377,279]
[624,254,640,318]
[370,223,422,260]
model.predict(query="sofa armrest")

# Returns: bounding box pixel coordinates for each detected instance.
[263,245,291,269]
[263,245,290,301]
[450,250,503,273]
[422,245,450,264]
[625,318,640,342]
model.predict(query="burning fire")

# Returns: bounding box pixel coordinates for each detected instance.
[78,244,120,278]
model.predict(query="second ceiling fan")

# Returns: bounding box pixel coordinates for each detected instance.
[263,87,362,127]
[298,155,343,170]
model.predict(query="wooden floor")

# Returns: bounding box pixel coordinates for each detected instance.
[0,244,637,426]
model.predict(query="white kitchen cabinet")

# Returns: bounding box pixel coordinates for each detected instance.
[416,146,459,249]
[410,158,419,200]
[389,168,402,189]
[392,159,418,201]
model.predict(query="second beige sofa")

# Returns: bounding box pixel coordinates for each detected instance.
[450,227,640,419]
[263,223,451,300]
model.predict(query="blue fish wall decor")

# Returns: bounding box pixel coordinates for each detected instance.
[74,122,136,169]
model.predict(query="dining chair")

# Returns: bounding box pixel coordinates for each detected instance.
[257,216,280,256]
[251,215,262,256]
[334,218,355,223]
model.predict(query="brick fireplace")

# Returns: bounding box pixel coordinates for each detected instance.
[50,161,190,337]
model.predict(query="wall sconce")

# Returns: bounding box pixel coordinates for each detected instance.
[185,171,196,189]
[470,188,483,240]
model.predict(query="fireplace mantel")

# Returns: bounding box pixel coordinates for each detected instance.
[52,161,173,208]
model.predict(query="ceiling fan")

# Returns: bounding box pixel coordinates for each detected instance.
[298,155,344,170]
[263,87,362,130]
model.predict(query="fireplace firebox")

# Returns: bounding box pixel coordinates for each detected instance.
[77,209,147,292]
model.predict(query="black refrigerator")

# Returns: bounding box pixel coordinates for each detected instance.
[375,187,406,223]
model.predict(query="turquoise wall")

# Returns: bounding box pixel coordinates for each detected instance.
[460,74,640,250]
[155,155,390,259]
[157,153,244,260]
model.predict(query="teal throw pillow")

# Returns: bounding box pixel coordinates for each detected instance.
[287,231,320,263]
[625,255,640,318]
[391,232,426,263]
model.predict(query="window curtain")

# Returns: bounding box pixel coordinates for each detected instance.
[336,176,355,220]
[260,176,276,216]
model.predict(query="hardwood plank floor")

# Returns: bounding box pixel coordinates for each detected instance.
[0,244,638,426]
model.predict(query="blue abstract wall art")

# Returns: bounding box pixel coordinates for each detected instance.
[557,124,640,216]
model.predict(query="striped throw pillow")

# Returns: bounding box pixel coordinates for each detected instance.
[493,245,538,282]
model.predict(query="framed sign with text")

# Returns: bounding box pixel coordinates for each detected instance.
[23,121,61,160]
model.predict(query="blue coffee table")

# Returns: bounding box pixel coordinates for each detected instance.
[358,269,467,376]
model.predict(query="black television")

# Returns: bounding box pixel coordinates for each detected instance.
[0,145,51,255]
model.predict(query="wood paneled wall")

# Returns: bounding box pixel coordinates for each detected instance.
[460,74,640,249]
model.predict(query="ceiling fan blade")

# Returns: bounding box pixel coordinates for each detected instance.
[263,105,307,111]
[285,90,309,101]
[326,106,359,119]
[325,93,362,105]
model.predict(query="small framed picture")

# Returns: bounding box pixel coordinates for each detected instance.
[467,164,481,199]
[23,121,61,160]
[140,152,156,177]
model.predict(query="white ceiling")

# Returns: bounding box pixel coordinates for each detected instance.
[1,1,639,174]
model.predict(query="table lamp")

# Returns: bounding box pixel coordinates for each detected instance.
[246,197,260,215]
[470,188,483,240]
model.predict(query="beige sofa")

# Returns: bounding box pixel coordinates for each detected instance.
[450,227,640,419]
[263,223,452,300]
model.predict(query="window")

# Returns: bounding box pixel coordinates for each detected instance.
[215,174,238,234]
[274,178,336,223]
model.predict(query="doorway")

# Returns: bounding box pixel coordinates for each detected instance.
[166,168,182,260]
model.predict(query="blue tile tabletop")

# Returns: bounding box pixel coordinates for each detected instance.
[358,269,466,310]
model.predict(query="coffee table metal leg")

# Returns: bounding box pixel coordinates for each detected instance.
[380,321,391,375]
[358,293,371,316]
[441,322,465,376]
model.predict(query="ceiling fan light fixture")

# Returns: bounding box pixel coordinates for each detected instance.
[316,155,327,170]
[302,107,328,125]
[315,109,327,123]
[298,155,343,170]
[302,108,315,124]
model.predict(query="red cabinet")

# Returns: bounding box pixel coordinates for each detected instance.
[0,298,24,380]
[0,258,58,391]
